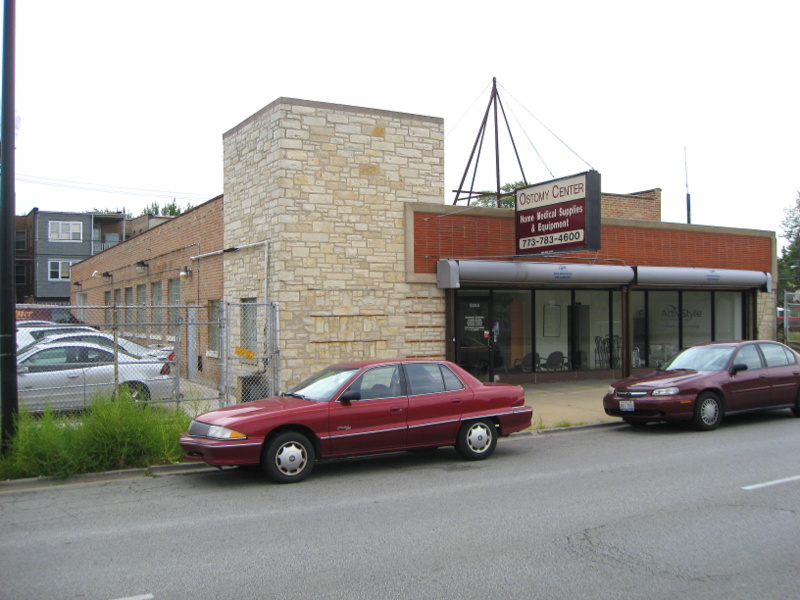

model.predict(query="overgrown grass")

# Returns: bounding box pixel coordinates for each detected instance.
[0,394,191,481]
[526,415,587,431]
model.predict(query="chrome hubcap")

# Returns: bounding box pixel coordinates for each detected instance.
[466,423,491,453]
[701,398,718,425]
[275,442,307,475]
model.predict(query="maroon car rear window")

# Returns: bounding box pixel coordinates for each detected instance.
[440,364,465,391]
[759,343,793,367]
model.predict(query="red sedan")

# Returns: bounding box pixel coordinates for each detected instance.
[180,359,532,483]
[604,340,800,430]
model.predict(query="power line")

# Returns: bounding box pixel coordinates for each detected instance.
[16,173,214,201]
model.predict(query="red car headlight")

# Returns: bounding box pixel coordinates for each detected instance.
[206,425,248,440]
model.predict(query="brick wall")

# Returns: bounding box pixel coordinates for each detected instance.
[70,196,225,385]
[601,189,661,221]
[72,196,224,306]
[411,207,774,274]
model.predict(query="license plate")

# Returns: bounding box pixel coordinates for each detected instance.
[619,400,635,411]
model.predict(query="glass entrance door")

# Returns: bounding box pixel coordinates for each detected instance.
[455,293,497,381]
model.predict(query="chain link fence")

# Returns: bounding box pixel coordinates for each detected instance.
[14,302,280,415]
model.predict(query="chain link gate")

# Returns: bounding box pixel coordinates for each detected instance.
[781,290,800,344]
[219,301,280,407]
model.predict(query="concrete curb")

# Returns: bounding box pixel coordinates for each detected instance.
[0,462,219,493]
[535,421,622,434]
[1,422,624,491]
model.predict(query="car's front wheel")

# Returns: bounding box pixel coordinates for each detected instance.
[693,392,723,431]
[262,431,315,483]
[455,419,497,460]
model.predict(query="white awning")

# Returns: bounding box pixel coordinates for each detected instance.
[437,260,772,292]
[635,266,772,291]
[437,260,634,287]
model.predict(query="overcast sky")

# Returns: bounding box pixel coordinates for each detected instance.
[8,0,800,246]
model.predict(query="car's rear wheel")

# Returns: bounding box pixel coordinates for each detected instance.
[455,419,497,460]
[792,389,800,418]
[119,382,151,406]
[693,392,722,431]
[262,431,315,483]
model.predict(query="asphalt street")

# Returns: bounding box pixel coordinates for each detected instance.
[1,411,798,600]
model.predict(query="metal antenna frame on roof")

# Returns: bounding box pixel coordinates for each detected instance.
[452,77,528,208]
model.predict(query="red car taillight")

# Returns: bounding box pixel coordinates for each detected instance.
[160,363,171,375]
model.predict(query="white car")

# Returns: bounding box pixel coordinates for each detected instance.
[17,341,177,412]
[16,325,99,350]
[16,320,58,328]
[19,331,174,361]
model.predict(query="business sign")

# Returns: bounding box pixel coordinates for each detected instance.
[515,170,601,255]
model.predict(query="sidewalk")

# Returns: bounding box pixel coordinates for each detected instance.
[522,380,620,430]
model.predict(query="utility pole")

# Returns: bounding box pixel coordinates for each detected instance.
[1,0,18,454]
[685,147,691,225]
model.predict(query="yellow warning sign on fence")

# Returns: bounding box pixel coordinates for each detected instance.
[234,347,255,360]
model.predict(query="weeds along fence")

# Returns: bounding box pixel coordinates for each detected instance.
[14,302,280,415]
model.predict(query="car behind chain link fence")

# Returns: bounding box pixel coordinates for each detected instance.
[15,302,280,415]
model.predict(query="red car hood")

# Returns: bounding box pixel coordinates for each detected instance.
[194,396,320,427]
[613,370,703,390]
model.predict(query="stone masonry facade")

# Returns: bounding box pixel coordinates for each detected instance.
[223,98,446,385]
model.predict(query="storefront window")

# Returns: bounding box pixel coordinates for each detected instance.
[647,291,680,366]
[632,292,646,368]
[714,291,743,340]
[574,290,609,370]
[536,290,570,371]
[453,287,746,376]
[494,290,532,374]
[682,291,712,347]
[611,291,622,367]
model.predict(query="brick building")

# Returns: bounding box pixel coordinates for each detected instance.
[71,196,225,386]
[71,96,777,393]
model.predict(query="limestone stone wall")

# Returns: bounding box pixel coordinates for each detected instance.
[223,98,446,386]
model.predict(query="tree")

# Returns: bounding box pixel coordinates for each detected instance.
[139,199,192,217]
[777,192,800,301]
[90,207,132,218]
[467,180,527,209]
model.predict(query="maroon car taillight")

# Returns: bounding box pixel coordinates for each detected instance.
[160,363,171,375]
[512,396,525,407]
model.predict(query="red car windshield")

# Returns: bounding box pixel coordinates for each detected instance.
[283,366,360,402]
[662,346,735,371]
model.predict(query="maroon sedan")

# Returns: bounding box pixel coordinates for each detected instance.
[180,359,532,483]
[604,340,800,430]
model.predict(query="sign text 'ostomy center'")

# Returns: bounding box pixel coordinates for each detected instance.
[515,171,601,255]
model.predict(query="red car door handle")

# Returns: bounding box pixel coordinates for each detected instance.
[451,399,463,404]
[391,407,404,412]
